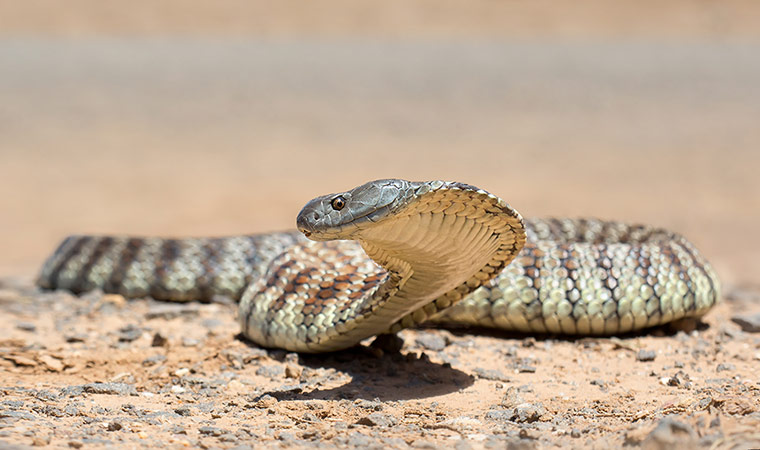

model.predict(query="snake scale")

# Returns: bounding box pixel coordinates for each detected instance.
[37,179,720,353]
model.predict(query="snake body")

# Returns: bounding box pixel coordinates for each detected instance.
[37,180,720,353]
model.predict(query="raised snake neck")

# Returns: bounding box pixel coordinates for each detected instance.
[37,179,721,353]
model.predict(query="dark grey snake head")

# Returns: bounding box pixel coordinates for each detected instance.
[296,179,421,241]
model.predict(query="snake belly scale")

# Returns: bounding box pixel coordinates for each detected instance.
[37,179,720,353]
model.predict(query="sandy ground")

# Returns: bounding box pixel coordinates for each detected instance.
[2,2,760,449]
[1,276,760,449]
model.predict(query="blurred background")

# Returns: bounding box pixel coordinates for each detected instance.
[1,1,758,288]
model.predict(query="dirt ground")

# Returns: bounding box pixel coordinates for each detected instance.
[2,1,760,449]
[2,275,760,449]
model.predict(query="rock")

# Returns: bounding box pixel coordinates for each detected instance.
[145,303,200,320]
[484,409,513,421]
[517,364,537,373]
[637,350,657,362]
[719,397,756,415]
[256,365,284,379]
[500,387,525,408]
[0,410,36,420]
[354,399,384,411]
[254,395,278,409]
[174,406,193,416]
[16,322,36,332]
[151,333,168,347]
[199,426,227,437]
[642,417,696,450]
[301,412,320,423]
[716,363,735,372]
[86,382,138,396]
[3,355,37,367]
[485,403,545,423]
[415,333,447,351]
[142,355,166,367]
[438,416,482,431]
[473,368,511,382]
[64,333,88,343]
[67,383,137,396]
[731,313,760,332]
[106,422,122,431]
[39,355,63,372]
[181,337,200,347]
[659,371,691,389]
[503,345,519,357]
[39,405,65,417]
[513,403,545,423]
[356,412,397,427]
[285,365,302,379]
[118,325,143,342]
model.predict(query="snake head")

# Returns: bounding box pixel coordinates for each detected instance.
[296,179,419,241]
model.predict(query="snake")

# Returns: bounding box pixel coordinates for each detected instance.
[37,179,720,353]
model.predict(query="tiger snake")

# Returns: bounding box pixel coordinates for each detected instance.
[37,179,720,353]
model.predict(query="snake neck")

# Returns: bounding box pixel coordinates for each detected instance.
[344,183,527,342]
[240,182,526,353]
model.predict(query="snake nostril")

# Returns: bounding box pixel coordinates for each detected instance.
[313,212,319,221]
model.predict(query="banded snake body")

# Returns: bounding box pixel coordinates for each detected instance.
[38,179,720,353]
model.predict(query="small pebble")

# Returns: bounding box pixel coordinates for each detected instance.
[355,412,396,427]
[118,325,143,342]
[175,406,193,416]
[16,322,36,332]
[730,313,760,333]
[64,333,88,343]
[182,337,200,347]
[142,355,166,367]
[415,333,447,351]
[199,426,227,437]
[151,333,168,347]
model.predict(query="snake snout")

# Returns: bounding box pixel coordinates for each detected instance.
[296,209,317,238]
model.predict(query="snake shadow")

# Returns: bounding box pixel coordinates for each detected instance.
[237,317,709,402]
[237,336,474,402]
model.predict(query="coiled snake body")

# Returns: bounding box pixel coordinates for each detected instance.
[38,179,720,353]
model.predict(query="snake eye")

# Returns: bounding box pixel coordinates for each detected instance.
[330,196,346,211]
